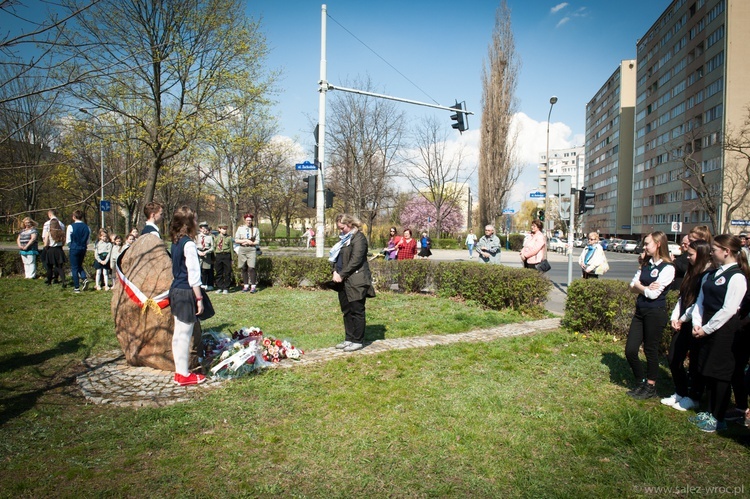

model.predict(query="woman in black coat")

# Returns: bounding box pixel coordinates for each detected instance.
[330,214,376,352]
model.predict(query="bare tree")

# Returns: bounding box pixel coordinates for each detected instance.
[478,0,521,229]
[403,115,467,237]
[326,77,405,240]
[54,0,276,206]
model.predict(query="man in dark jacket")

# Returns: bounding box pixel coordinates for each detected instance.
[66,210,91,293]
[331,213,376,352]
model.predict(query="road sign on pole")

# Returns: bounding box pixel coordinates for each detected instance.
[100,200,111,212]
[529,191,546,199]
[502,208,515,214]
[295,161,318,171]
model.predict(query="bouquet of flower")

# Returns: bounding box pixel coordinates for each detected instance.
[260,336,304,363]
[201,327,303,379]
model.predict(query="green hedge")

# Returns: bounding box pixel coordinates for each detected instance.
[562,279,677,353]
[0,250,550,314]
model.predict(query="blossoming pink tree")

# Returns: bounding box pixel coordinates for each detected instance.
[399,196,464,237]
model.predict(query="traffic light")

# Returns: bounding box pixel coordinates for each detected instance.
[538,209,545,222]
[577,187,595,215]
[450,101,468,133]
[325,188,335,209]
[302,175,316,208]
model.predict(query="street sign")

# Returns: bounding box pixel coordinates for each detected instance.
[529,191,546,199]
[100,200,111,212]
[295,161,318,171]
[671,221,683,233]
[502,208,515,214]
[622,225,631,230]
[731,220,750,226]
[548,175,572,198]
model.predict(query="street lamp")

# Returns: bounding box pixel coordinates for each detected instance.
[79,108,105,229]
[544,96,558,236]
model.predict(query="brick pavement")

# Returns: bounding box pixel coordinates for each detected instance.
[76,317,561,408]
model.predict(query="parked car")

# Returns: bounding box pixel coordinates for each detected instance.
[611,238,625,252]
[634,239,645,254]
[668,242,682,256]
[622,240,638,253]
[547,237,567,253]
[573,237,586,248]
[599,238,609,251]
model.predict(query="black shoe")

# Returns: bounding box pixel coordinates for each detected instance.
[626,381,645,397]
[632,383,657,400]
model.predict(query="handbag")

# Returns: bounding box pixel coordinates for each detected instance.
[536,259,551,273]
[255,246,262,256]
[197,288,215,321]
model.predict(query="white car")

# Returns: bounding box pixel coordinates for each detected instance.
[547,237,567,253]
[668,242,682,256]
[622,240,638,253]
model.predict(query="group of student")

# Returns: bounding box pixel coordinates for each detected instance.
[626,226,750,433]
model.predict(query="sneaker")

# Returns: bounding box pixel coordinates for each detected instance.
[104,285,110,291]
[343,342,364,352]
[242,286,250,293]
[688,411,712,424]
[632,382,657,400]
[95,285,101,291]
[206,286,213,291]
[81,278,88,291]
[626,381,646,396]
[173,373,206,386]
[335,341,352,350]
[673,396,697,412]
[73,288,81,293]
[215,289,223,294]
[250,287,258,293]
[696,415,727,433]
[744,409,750,428]
[660,393,682,407]
[724,407,746,421]
[223,289,228,294]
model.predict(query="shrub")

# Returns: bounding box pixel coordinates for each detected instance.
[563,278,678,353]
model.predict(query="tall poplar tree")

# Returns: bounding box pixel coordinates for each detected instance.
[478,0,521,228]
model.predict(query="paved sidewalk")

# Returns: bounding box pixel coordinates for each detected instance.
[76,317,561,407]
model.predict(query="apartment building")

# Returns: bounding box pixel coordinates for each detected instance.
[631,0,750,236]
[584,60,637,236]
[538,145,586,196]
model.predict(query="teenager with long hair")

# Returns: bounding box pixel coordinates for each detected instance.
[168,206,206,386]
[662,240,713,411]
[626,231,675,399]
[688,234,749,432]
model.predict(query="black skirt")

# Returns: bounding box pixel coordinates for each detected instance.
[44,246,66,266]
[169,287,197,324]
[418,247,432,257]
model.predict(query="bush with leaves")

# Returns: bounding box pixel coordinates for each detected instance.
[563,278,677,353]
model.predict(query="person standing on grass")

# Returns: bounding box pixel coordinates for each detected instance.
[93,228,112,290]
[44,218,67,287]
[395,229,417,260]
[42,209,65,283]
[109,235,123,277]
[331,213,376,353]
[234,213,260,293]
[465,230,477,259]
[65,210,91,293]
[477,225,501,264]
[168,206,206,386]
[688,235,749,432]
[196,221,215,291]
[383,227,401,260]
[141,202,163,237]
[213,223,233,294]
[663,240,714,413]
[520,219,546,270]
[17,217,39,279]
[626,231,675,400]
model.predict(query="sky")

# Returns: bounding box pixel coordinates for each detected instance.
[248,0,674,210]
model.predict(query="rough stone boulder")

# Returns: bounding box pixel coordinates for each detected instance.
[111,235,201,371]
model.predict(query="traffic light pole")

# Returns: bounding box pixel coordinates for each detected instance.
[316,4,328,258]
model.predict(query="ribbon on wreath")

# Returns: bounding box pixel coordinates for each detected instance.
[115,254,170,315]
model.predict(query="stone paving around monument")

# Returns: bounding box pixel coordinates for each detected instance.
[77,317,562,407]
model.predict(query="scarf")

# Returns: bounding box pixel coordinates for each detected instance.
[584,244,596,265]
[329,228,356,262]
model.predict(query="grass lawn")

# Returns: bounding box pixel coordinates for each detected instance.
[0,277,748,497]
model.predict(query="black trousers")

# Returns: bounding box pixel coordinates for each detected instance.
[201,265,214,288]
[214,253,232,290]
[667,322,692,397]
[338,291,366,344]
[626,306,667,383]
[731,326,750,411]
